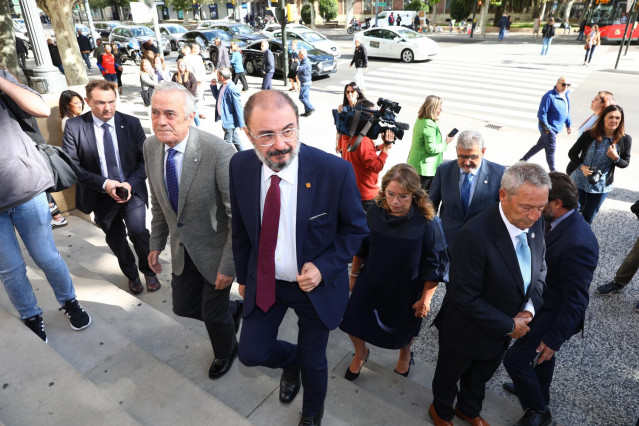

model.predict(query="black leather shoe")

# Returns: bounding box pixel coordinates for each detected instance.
[299,405,323,426]
[128,277,143,295]
[514,408,552,426]
[233,300,244,334]
[503,382,550,405]
[144,274,161,292]
[208,342,238,379]
[279,365,301,404]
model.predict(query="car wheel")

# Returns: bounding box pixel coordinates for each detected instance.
[171,40,177,51]
[245,59,256,75]
[401,49,414,63]
[164,50,170,57]
[204,61,214,74]
[133,54,141,66]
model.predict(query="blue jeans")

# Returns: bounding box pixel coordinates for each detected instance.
[81,52,92,69]
[299,84,314,113]
[0,193,76,319]
[105,73,117,82]
[499,28,506,41]
[541,37,552,55]
[521,129,558,171]
[578,189,608,224]
[584,45,596,63]
[223,127,242,152]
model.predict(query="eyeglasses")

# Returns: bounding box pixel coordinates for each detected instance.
[560,83,571,87]
[385,190,412,201]
[247,127,299,147]
[458,154,479,160]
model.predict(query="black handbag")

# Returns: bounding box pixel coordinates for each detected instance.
[36,144,79,192]
[141,87,153,107]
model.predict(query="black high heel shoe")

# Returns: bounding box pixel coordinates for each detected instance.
[394,351,415,377]
[344,349,370,381]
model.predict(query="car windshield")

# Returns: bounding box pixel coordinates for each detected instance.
[204,30,232,41]
[167,25,187,34]
[231,25,255,35]
[396,28,423,39]
[300,32,325,42]
[131,27,155,37]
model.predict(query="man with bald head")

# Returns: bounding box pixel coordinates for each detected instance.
[230,90,368,425]
[521,77,572,171]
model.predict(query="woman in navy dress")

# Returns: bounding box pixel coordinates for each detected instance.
[340,163,449,380]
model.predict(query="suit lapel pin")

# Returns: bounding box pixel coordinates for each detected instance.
[531,233,535,239]
[483,179,488,184]
[306,182,311,188]
[194,159,198,162]
[120,125,124,128]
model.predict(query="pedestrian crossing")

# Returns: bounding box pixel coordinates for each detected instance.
[325,58,593,130]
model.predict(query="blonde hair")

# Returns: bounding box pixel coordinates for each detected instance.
[417,95,442,121]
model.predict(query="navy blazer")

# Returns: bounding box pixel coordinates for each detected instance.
[229,144,368,330]
[434,203,546,360]
[541,210,598,351]
[262,49,274,74]
[62,111,148,215]
[429,159,505,248]
[210,81,245,129]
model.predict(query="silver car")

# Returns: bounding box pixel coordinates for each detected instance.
[158,24,188,51]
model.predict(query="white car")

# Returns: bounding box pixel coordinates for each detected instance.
[272,28,340,58]
[197,19,231,30]
[158,24,188,50]
[260,23,309,38]
[354,27,439,63]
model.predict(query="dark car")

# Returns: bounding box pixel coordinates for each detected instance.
[180,30,247,61]
[94,21,120,40]
[205,23,268,43]
[241,39,337,78]
[109,25,171,56]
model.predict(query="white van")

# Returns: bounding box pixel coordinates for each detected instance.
[375,10,417,28]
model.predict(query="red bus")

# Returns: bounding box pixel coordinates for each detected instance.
[585,0,639,42]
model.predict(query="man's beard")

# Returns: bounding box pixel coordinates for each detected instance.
[254,142,300,172]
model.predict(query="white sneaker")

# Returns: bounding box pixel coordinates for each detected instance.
[51,216,68,228]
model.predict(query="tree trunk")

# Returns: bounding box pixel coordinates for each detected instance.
[433,0,438,29]
[563,0,575,21]
[310,0,316,29]
[480,1,489,38]
[539,0,546,20]
[38,0,88,86]
[183,11,189,25]
[0,0,22,81]
[345,0,354,29]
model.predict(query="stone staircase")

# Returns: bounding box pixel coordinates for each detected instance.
[0,212,523,425]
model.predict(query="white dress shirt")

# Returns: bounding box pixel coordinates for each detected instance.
[92,114,123,188]
[498,202,536,316]
[260,155,299,282]
[163,133,189,192]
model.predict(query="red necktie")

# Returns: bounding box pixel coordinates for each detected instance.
[256,175,281,312]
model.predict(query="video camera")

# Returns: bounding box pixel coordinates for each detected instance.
[333,98,410,152]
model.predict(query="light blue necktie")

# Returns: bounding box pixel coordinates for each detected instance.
[460,172,473,214]
[516,233,531,294]
[166,148,179,213]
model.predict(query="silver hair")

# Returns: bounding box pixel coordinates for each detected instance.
[456,130,484,150]
[151,82,196,119]
[501,161,552,196]
[217,67,232,80]
[214,37,221,43]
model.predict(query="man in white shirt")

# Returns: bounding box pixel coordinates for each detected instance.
[183,43,207,119]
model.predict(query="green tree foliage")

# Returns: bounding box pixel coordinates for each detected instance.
[301,4,311,24]
[319,0,338,21]
[449,0,471,21]
[405,0,429,12]
[168,0,193,13]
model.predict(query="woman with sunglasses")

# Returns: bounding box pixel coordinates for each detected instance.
[577,91,615,136]
[335,82,366,153]
[567,105,631,224]
[340,163,448,381]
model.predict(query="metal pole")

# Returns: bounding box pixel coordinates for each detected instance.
[279,0,288,86]
[614,3,634,68]
[375,0,379,26]
[624,10,637,55]
[84,0,98,47]
[470,0,478,37]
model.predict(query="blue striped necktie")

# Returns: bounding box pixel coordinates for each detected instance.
[461,172,473,214]
[166,148,179,213]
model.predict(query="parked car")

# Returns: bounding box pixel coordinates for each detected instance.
[158,23,188,51]
[197,19,231,30]
[354,27,439,63]
[180,30,247,61]
[259,23,309,38]
[75,23,102,48]
[271,28,340,57]
[109,25,171,56]
[241,39,336,78]
[204,22,268,43]
[374,10,418,28]
[93,21,120,40]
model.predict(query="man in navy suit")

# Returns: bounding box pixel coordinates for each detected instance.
[210,67,244,152]
[230,90,368,426]
[430,162,549,426]
[261,40,275,90]
[503,172,598,426]
[428,130,505,249]
[63,80,160,295]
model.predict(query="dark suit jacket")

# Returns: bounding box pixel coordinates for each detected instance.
[229,144,368,330]
[434,203,546,360]
[62,111,148,215]
[429,159,505,248]
[262,49,274,74]
[540,210,598,351]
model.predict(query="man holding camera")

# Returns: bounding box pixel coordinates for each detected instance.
[63,80,159,295]
[502,172,598,426]
[338,99,394,211]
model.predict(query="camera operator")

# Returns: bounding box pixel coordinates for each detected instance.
[567,104,631,224]
[338,99,395,212]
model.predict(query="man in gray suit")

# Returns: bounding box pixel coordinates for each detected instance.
[428,130,506,249]
[144,82,242,379]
